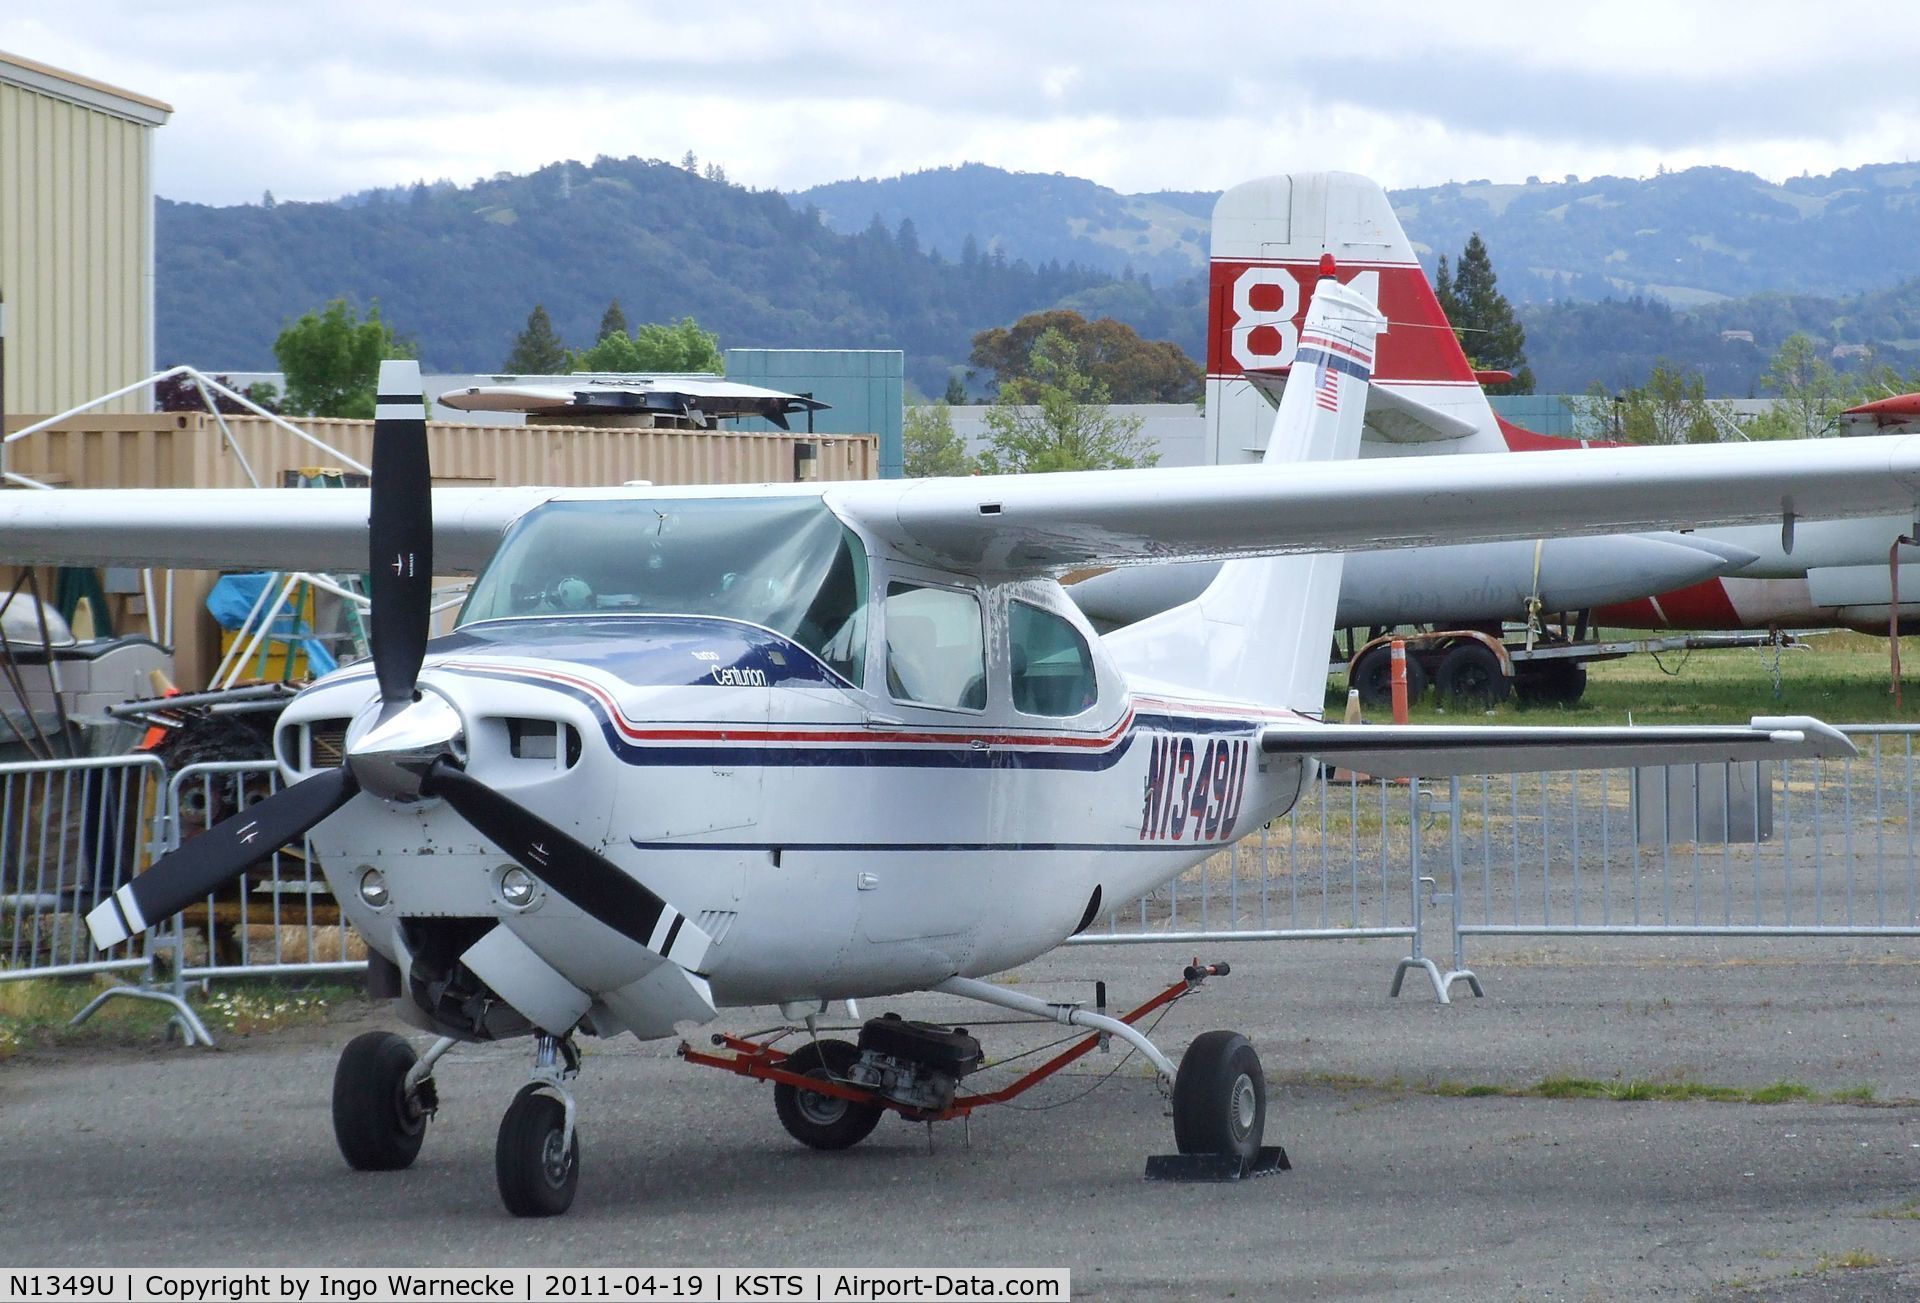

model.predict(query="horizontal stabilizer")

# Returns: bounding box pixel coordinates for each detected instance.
[1244,368,1478,443]
[1260,715,1854,779]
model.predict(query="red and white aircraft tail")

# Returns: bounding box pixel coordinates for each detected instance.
[1205,172,1515,464]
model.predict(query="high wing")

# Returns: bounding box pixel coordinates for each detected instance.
[5,428,1920,581]
[0,486,556,572]
[849,435,1920,573]
[1260,716,1854,779]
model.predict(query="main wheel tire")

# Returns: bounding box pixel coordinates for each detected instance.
[496,1084,579,1218]
[773,1039,883,1150]
[1435,643,1511,707]
[1171,1030,1266,1165]
[1515,659,1588,707]
[1352,646,1430,711]
[332,1031,428,1172]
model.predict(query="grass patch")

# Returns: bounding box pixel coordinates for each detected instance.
[1328,629,1920,727]
[200,985,340,1036]
[1310,1072,1865,1106]
[1814,1250,1888,1271]
[0,976,362,1052]
[1869,1199,1920,1221]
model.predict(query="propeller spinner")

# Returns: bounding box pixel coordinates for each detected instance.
[86,360,712,972]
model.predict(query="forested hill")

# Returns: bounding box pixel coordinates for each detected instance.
[156,156,1123,393]
[797,163,1920,308]
[796,163,1215,288]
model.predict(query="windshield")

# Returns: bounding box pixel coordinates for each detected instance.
[460,497,869,685]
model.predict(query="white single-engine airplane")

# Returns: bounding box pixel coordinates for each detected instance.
[6,272,1918,1216]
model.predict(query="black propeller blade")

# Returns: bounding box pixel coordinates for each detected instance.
[425,759,712,972]
[369,358,432,707]
[85,767,359,949]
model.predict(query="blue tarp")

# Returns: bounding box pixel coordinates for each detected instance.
[206,573,338,677]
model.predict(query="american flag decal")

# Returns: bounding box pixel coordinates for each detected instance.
[1315,358,1341,413]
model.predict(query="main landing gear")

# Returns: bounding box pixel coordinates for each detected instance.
[682,961,1290,1183]
[329,1028,583,1217]
[332,1030,447,1171]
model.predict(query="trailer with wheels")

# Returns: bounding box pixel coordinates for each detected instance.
[1340,628,1795,710]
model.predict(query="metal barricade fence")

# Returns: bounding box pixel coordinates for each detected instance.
[0,752,212,1039]
[1066,725,1920,1002]
[1442,725,1920,972]
[166,760,367,981]
[1065,764,1469,997]
[0,753,165,983]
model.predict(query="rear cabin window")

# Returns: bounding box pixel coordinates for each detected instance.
[1009,601,1098,717]
[884,582,986,711]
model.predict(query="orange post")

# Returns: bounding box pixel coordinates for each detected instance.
[1389,638,1410,724]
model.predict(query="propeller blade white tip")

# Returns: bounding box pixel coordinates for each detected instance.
[85,899,130,950]
[376,358,422,394]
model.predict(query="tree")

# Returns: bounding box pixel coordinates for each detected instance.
[903,402,976,477]
[976,328,1157,474]
[597,299,629,342]
[1573,361,1723,445]
[154,371,281,415]
[1436,234,1535,395]
[969,309,1202,404]
[502,304,568,373]
[569,315,724,373]
[1746,333,1861,439]
[272,299,413,419]
[942,374,967,405]
[681,150,699,172]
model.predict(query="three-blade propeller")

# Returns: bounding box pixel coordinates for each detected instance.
[86,360,712,974]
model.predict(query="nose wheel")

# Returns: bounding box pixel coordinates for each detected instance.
[496,1032,582,1217]
[497,1084,580,1217]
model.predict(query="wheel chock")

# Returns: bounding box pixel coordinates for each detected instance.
[1143,1145,1290,1182]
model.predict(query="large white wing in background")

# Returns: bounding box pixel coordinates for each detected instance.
[853,435,1920,575]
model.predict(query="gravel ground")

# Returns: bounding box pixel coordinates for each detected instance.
[5,938,1920,1300]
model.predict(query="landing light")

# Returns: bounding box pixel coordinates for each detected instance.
[357,867,389,909]
[500,866,537,908]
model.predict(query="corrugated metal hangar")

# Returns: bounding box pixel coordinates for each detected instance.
[0,50,171,418]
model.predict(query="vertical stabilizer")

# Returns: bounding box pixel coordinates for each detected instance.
[1106,273,1386,713]
[1205,172,1506,464]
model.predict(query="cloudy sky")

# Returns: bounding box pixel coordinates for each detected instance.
[8,1,1920,207]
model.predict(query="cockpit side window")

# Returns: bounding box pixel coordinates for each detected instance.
[883,582,986,711]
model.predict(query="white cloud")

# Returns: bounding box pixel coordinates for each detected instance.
[5,0,1919,205]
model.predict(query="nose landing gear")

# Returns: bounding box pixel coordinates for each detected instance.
[496,1032,582,1218]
